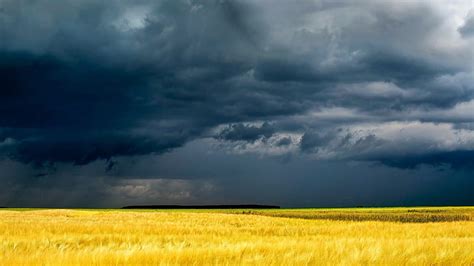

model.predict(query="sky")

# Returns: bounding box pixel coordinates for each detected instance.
[0,0,473,207]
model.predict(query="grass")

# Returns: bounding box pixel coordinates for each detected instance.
[1,207,473,265]
[244,206,474,223]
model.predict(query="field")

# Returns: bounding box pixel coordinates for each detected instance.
[1,207,474,265]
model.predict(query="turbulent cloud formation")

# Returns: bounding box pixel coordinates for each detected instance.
[0,0,473,206]
[459,11,474,38]
[216,123,276,142]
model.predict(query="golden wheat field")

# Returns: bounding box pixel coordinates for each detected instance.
[1,207,474,265]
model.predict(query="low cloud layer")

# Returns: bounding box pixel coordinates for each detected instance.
[0,0,473,206]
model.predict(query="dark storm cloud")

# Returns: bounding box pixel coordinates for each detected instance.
[2,141,473,208]
[275,137,292,147]
[378,150,474,170]
[300,131,335,152]
[459,12,474,38]
[4,132,182,166]
[0,0,473,172]
[216,122,275,142]
[0,0,265,165]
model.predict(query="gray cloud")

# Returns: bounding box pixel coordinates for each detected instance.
[216,122,276,142]
[0,0,473,206]
[1,141,472,207]
[459,11,474,38]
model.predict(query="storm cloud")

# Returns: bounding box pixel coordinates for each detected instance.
[0,0,473,206]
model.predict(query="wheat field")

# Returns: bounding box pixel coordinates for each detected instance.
[1,207,474,265]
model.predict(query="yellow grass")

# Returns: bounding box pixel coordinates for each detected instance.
[1,208,474,265]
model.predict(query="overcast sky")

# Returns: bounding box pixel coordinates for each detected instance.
[0,0,473,207]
